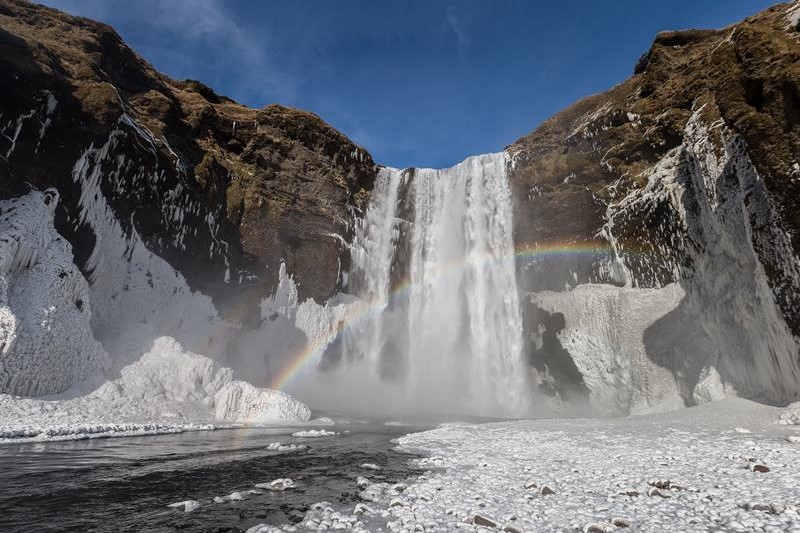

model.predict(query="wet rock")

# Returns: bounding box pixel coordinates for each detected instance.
[539,485,556,496]
[167,500,200,513]
[473,514,498,528]
[255,478,296,491]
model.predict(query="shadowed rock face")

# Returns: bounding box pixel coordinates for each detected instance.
[0,0,377,318]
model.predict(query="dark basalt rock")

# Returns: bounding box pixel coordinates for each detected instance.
[0,0,378,321]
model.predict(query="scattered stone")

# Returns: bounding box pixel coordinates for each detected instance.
[391,483,407,493]
[750,464,770,473]
[473,514,498,528]
[734,427,751,434]
[743,502,773,512]
[786,435,800,443]
[647,487,669,498]
[524,481,538,489]
[389,498,406,507]
[619,490,640,497]
[353,503,373,516]
[647,478,672,489]
[539,485,556,496]
[360,463,382,471]
[612,517,631,528]
[502,523,523,533]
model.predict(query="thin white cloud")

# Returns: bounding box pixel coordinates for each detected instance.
[445,6,469,61]
[39,0,294,103]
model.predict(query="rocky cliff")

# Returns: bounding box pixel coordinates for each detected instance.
[0,0,377,323]
[510,2,800,412]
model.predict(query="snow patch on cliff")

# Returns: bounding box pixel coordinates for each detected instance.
[71,128,228,361]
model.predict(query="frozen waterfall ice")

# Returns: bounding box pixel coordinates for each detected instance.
[300,153,531,417]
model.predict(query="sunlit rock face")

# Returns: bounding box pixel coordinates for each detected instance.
[509,3,800,413]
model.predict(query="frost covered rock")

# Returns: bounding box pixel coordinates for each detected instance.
[0,335,311,442]
[255,478,296,491]
[215,381,310,423]
[291,429,337,437]
[778,402,800,425]
[168,500,200,513]
[0,190,109,396]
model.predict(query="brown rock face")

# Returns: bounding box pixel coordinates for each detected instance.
[509,2,800,327]
[0,0,376,319]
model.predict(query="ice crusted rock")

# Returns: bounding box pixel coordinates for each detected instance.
[214,381,310,423]
[0,335,310,442]
[168,500,200,512]
[291,429,337,437]
[255,478,296,491]
[0,189,109,396]
[778,402,800,425]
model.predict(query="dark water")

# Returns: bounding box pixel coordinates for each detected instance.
[0,423,426,533]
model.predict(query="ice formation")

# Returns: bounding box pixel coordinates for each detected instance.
[299,154,529,417]
[0,334,310,443]
[70,120,226,359]
[0,189,109,396]
[0,116,313,439]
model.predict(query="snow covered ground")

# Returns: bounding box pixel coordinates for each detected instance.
[245,399,800,533]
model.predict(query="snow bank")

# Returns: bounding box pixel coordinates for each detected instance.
[384,399,800,533]
[0,335,310,443]
[0,189,109,396]
[0,117,313,442]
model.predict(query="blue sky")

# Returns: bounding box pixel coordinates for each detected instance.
[43,0,776,168]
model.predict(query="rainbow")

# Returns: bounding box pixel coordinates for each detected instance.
[267,240,624,392]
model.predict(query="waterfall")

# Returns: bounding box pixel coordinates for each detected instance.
[297,153,530,417]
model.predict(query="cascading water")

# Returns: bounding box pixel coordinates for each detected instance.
[300,153,530,417]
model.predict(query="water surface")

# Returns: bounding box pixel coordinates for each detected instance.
[0,422,425,533]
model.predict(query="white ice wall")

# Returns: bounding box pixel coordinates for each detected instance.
[0,189,109,396]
